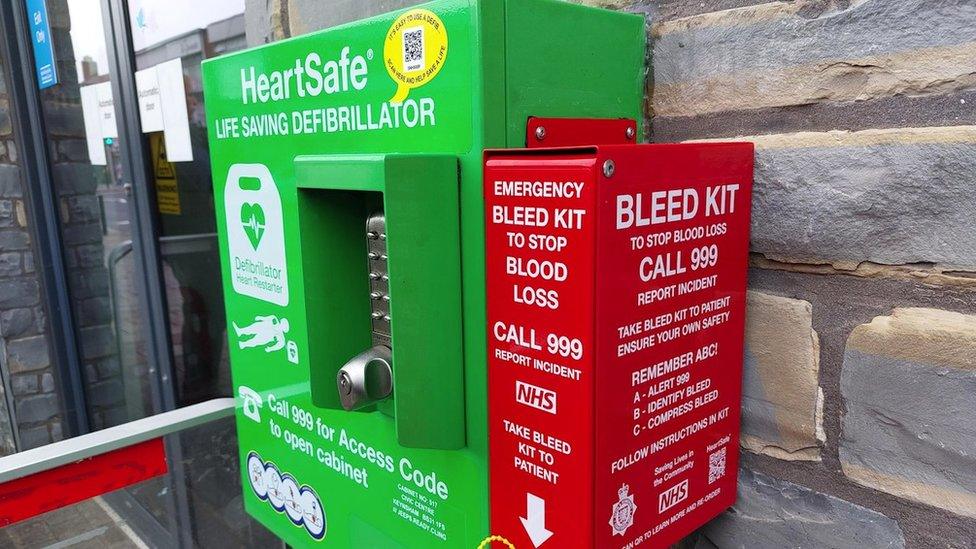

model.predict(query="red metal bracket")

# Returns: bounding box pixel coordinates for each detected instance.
[525,117,638,148]
[0,398,232,526]
[0,438,167,526]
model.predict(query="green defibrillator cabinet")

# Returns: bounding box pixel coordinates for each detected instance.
[203,1,643,546]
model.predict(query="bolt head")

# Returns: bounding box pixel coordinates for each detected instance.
[625,126,635,140]
[603,159,616,178]
[535,126,546,141]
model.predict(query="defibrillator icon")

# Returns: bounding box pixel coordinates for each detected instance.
[609,484,637,536]
[224,163,288,306]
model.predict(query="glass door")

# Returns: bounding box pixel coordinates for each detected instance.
[18,0,276,545]
[125,0,249,408]
[31,0,189,543]
[0,0,278,543]
[111,0,277,545]
[42,0,156,434]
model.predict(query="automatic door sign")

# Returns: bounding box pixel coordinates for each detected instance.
[224,164,289,306]
[247,451,326,540]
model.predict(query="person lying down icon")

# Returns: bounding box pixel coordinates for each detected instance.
[233,315,290,352]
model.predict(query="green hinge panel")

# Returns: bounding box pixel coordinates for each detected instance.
[505,0,646,143]
[294,154,465,450]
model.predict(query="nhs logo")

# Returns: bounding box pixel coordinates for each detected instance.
[515,380,557,414]
[658,479,689,513]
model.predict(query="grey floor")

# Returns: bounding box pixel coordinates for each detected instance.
[0,498,146,549]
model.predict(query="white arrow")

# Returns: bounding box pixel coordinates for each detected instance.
[519,493,554,547]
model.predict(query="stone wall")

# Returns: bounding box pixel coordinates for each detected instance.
[0,37,59,452]
[648,1,976,546]
[244,1,976,547]
[641,1,976,546]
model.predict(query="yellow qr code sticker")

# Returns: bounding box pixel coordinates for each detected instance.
[384,8,448,103]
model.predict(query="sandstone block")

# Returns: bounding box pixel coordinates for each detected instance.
[742,291,822,461]
[841,308,976,518]
[653,0,976,116]
[736,127,976,268]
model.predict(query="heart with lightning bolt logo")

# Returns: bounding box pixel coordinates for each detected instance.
[240,202,266,250]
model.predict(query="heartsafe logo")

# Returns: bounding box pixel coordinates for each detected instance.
[241,202,266,249]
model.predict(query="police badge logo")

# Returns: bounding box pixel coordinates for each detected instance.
[609,483,637,536]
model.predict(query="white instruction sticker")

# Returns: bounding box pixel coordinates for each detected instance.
[224,163,289,306]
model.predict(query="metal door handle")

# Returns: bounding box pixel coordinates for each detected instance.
[336,346,393,410]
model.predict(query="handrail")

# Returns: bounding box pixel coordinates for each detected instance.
[0,398,235,483]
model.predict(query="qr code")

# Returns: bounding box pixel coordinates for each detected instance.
[402,26,425,72]
[708,447,727,484]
